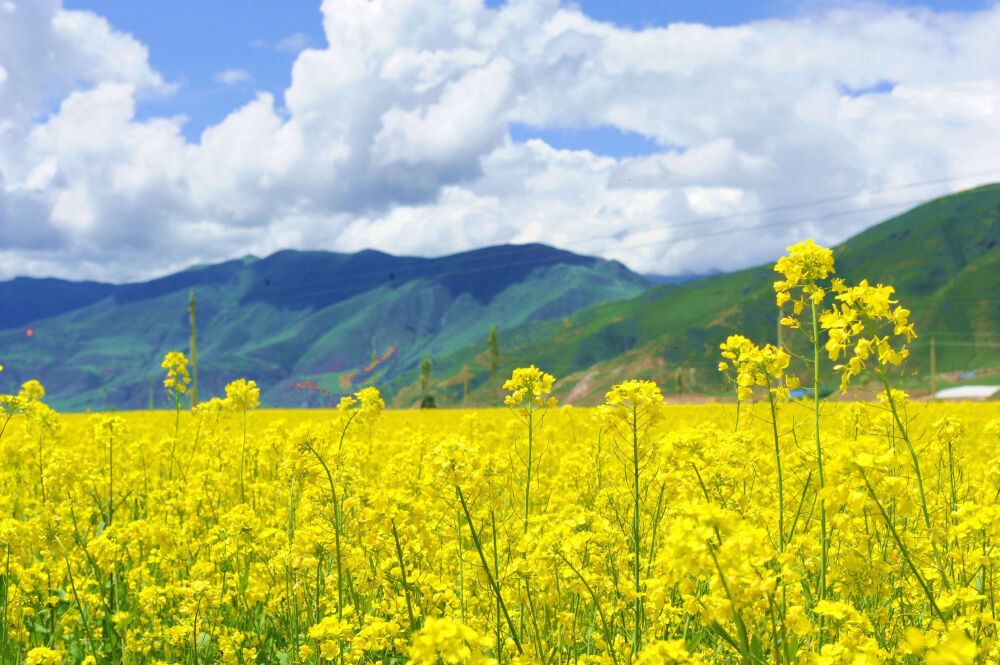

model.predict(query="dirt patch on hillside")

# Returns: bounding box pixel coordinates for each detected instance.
[564,371,599,404]
[662,394,722,404]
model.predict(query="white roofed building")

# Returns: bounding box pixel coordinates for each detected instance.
[934,385,1000,401]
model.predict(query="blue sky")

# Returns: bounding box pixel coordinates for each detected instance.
[66,0,995,156]
[63,0,328,140]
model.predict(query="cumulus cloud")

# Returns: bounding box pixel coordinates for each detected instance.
[2,0,1000,283]
[214,68,252,85]
[274,32,311,52]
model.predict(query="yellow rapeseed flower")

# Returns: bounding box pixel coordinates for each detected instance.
[503,365,557,408]
[407,617,496,665]
[18,379,45,402]
[225,378,260,410]
[25,647,63,665]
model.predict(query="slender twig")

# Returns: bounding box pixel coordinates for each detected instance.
[456,487,523,655]
[391,519,418,633]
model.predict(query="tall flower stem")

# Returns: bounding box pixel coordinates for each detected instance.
[810,300,827,649]
[391,519,417,633]
[859,469,946,622]
[764,377,788,658]
[307,445,346,618]
[524,402,534,532]
[456,486,523,656]
[764,377,785,550]
[871,346,949,588]
[631,403,642,656]
[239,408,247,504]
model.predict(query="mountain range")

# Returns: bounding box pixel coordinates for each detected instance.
[2,184,999,409]
[0,244,648,409]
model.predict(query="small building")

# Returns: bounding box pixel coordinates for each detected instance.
[934,385,1000,401]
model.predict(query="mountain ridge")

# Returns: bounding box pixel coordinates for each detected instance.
[0,243,650,410]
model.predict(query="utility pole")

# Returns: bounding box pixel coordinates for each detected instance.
[458,364,472,406]
[189,291,198,407]
[930,335,936,399]
[149,372,154,409]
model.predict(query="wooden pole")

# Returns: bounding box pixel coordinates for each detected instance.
[189,291,198,407]
[930,335,936,399]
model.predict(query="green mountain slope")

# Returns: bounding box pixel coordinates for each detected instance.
[0,245,649,410]
[415,184,1000,405]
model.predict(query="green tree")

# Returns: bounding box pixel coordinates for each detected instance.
[419,353,435,408]
[487,325,500,382]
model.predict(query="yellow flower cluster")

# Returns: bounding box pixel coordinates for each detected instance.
[719,335,798,401]
[601,379,665,438]
[161,350,191,406]
[760,239,918,395]
[353,385,385,421]
[25,647,63,665]
[502,365,557,408]
[773,238,836,326]
[224,377,260,410]
[18,378,45,402]
[408,617,495,665]
[820,279,916,392]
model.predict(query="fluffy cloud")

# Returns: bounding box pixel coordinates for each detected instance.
[215,68,252,85]
[2,0,1000,282]
[274,32,311,53]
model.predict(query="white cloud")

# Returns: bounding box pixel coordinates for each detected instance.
[214,68,252,85]
[274,32,310,52]
[3,0,1000,283]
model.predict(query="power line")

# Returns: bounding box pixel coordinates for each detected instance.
[247,174,1000,299]
[256,184,1000,303]
[561,168,1000,251]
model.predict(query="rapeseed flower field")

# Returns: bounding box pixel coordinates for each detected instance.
[1,241,999,665]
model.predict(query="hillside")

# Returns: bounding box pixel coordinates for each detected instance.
[411,184,1000,406]
[0,244,649,410]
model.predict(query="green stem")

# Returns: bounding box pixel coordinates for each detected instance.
[524,404,533,532]
[307,445,345,618]
[456,487,523,655]
[56,538,103,665]
[239,408,247,504]
[708,546,753,665]
[168,403,180,480]
[810,300,827,649]
[457,511,466,624]
[631,403,642,656]
[391,519,418,633]
[859,469,947,623]
[871,345,950,589]
[765,384,788,661]
[492,510,503,664]
[765,383,785,550]
[556,551,620,665]
[1,545,9,661]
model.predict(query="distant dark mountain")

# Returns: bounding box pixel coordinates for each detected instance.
[0,244,650,410]
[0,278,116,330]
